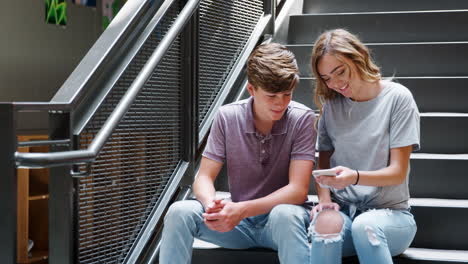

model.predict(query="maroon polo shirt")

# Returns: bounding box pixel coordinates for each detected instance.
[203,97,317,202]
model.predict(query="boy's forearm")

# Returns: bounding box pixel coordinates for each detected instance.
[193,175,216,208]
[239,183,308,218]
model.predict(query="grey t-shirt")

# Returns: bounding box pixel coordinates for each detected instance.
[203,97,316,202]
[317,81,420,210]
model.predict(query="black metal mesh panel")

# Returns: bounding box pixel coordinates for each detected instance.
[77,2,182,263]
[198,0,263,126]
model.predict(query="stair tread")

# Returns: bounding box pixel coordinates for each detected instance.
[207,192,468,208]
[409,198,468,208]
[420,113,468,117]
[300,76,468,79]
[303,0,468,12]
[402,248,468,262]
[306,195,468,208]
[287,41,468,47]
[411,153,468,160]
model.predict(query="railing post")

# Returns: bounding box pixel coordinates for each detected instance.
[0,103,17,263]
[264,0,277,35]
[48,112,76,264]
[180,2,199,186]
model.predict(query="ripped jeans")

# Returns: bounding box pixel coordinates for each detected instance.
[308,206,417,264]
[160,200,310,264]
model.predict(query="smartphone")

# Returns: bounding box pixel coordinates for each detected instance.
[312,168,337,177]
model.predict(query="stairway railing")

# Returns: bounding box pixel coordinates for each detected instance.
[15,0,200,169]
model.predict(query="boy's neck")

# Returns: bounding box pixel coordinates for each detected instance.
[254,118,274,136]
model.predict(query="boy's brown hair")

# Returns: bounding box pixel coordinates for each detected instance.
[247,43,299,93]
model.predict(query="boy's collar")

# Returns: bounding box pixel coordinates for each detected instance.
[245,97,288,135]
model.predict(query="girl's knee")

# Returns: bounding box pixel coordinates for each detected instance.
[309,210,344,243]
[352,212,386,246]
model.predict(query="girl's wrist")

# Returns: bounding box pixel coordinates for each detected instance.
[352,170,360,185]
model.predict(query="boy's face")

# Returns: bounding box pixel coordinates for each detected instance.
[247,83,292,122]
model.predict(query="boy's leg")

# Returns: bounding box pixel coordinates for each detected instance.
[351,209,417,264]
[160,200,258,264]
[261,204,310,263]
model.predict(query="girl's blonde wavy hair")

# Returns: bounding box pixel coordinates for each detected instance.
[311,29,381,122]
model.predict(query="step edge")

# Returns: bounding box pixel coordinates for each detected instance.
[287,41,468,47]
[292,9,468,17]
[402,247,468,262]
[300,76,468,80]
[411,153,468,160]
[420,112,468,117]
[193,240,468,263]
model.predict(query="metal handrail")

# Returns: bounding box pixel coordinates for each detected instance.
[73,0,178,136]
[15,0,201,168]
[50,0,150,106]
[198,14,272,144]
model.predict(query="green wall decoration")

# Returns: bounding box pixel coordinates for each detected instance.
[102,0,126,30]
[45,0,67,26]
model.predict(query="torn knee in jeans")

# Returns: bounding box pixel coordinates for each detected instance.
[364,225,381,246]
[308,210,344,244]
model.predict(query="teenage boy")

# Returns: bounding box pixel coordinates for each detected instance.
[160,43,316,263]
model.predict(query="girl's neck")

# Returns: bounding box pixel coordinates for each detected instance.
[351,80,382,102]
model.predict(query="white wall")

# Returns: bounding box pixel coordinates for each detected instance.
[0,0,101,102]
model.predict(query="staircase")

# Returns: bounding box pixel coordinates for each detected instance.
[192,1,468,263]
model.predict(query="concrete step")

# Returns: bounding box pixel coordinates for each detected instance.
[295,77,468,113]
[410,198,468,251]
[288,42,468,77]
[289,11,468,44]
[420,113,468,154]
[409,154,468,199]
[304,0,468,14]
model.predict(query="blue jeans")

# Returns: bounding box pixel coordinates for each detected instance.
[309,207,417,264]
[160,200,310,264]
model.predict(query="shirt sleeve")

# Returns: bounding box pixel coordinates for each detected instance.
[390,95,421,151]
[317,106,334,152]
[291,111,317,161]
[202,111,226,163]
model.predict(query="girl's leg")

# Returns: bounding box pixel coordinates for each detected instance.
[351,209,417,264]
[309,209,353,264]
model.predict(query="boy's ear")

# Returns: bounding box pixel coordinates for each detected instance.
[247,83,255,96]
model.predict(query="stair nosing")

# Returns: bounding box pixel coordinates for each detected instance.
[306,195,468,208]
[420,113,468,117]
[402,247,468,262]
[293,9,468,17]
[287,41,468,47]
[300,76,468,80]
[411,153,468,160]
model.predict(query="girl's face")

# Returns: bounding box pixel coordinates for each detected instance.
[317,53,359,98]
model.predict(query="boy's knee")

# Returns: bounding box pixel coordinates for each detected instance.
[269,204,306,225]
[165,200,202,224]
